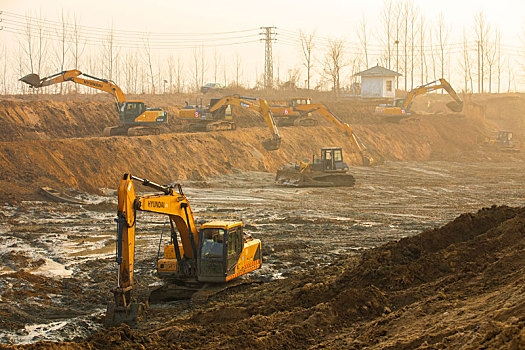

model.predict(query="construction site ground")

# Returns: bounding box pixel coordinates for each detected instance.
[0,93,524,348]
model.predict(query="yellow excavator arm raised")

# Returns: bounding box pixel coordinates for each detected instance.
[402,78,463,112]
[293,104,379,166]
[20,69,127,108]
[210,95,282,151]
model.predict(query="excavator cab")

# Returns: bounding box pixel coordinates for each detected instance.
[314,147,349,172]
[290,98,312,107]
[119,101,146,123]
[197,222,247,282]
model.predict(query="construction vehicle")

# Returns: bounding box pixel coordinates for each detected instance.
[289,103,379,166]
[20,70,168,136]
[105,174,262,327]
[270,97,317,126]
[375,78,463,119]
[483,131,520,152]
[179,95,282,151]
[276,147,356,187]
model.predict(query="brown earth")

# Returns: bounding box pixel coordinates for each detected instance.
[0,93,515,202]
[4,204,522,349]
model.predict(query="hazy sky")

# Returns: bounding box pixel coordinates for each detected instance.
[2,0,524,91]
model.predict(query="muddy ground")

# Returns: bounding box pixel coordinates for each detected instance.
[0,94,524,348]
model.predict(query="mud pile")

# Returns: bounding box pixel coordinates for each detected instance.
[12,204,521,349]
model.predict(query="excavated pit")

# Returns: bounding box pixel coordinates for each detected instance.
[0,94,524,348]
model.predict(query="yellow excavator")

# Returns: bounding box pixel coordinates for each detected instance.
[291,103,379,166]
[270,97,316,126]
[375,78,463,119]
[105,174,262,327]
[179,95,282,151]
[20,70,168,136]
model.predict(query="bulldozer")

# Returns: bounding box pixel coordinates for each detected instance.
[483,131,520,152]
[105,174,262,327]
[275,147,356,187]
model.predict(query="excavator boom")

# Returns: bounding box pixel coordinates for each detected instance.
[20,70,167,135]
[376,78,463,117]
[293,104,380,166]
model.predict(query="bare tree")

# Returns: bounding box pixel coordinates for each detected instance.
[357,17,369,69]
[485,30,497,93]
[460,29,473,93]
[474,11,490,93]
[299,30,316,90]
[436,13,448,87]
[213,49,219,83]
[71,14,86,92]
[428,28,437,81]
[323,39,347,97]
[496,29,502,93]
[200,45,206,87]
[192,47,200,92]
[419,13,426,85]
[380,0,394,69]
[143,34,155,93]
[234,53,242,87]
[103,22,119,81]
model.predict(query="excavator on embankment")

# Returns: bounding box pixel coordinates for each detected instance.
[105,174,262,327]
[375,78,463,120]
[179,95,282,151]
[20,70,168,136]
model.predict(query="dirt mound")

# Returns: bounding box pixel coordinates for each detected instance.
[9,205,518,349]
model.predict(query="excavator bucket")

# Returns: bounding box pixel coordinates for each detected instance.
[19,73,42,88]
[262,137,281,151]
[446,101,463,112]
[104,300,144,328]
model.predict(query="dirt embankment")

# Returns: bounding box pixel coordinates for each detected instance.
[0,112,494,201]
[6,204,522,349]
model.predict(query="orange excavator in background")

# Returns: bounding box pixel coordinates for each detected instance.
[270,97,316,126]
[105,174,262,327]
[179,95,282,151]
[375,78,463,119]
[290,103,380,166]
[20,70,168,136]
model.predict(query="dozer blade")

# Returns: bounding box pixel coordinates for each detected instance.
[446,101,463,112]
[19,73,42,88]
[262,137,281,151]
[104,300,144,328]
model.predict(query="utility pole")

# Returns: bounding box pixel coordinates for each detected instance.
[260,26,276,89]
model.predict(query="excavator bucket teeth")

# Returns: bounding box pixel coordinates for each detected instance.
[104,301,144,328]
[446,101,463,112]
[262,137,281,151]
[19,73,42,88]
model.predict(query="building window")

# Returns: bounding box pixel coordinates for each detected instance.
[386,80,392,92]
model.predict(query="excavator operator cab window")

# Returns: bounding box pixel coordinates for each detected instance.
[120,102,146,122]
[393,99,405,107]
[200,228,225,258]
[333,149,343,163]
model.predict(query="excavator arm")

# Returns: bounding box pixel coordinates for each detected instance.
[20,69,127,109]
[294,104,378,166]
[210,95,282,151]
[402,78,463,112]
[106,174,200,327]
